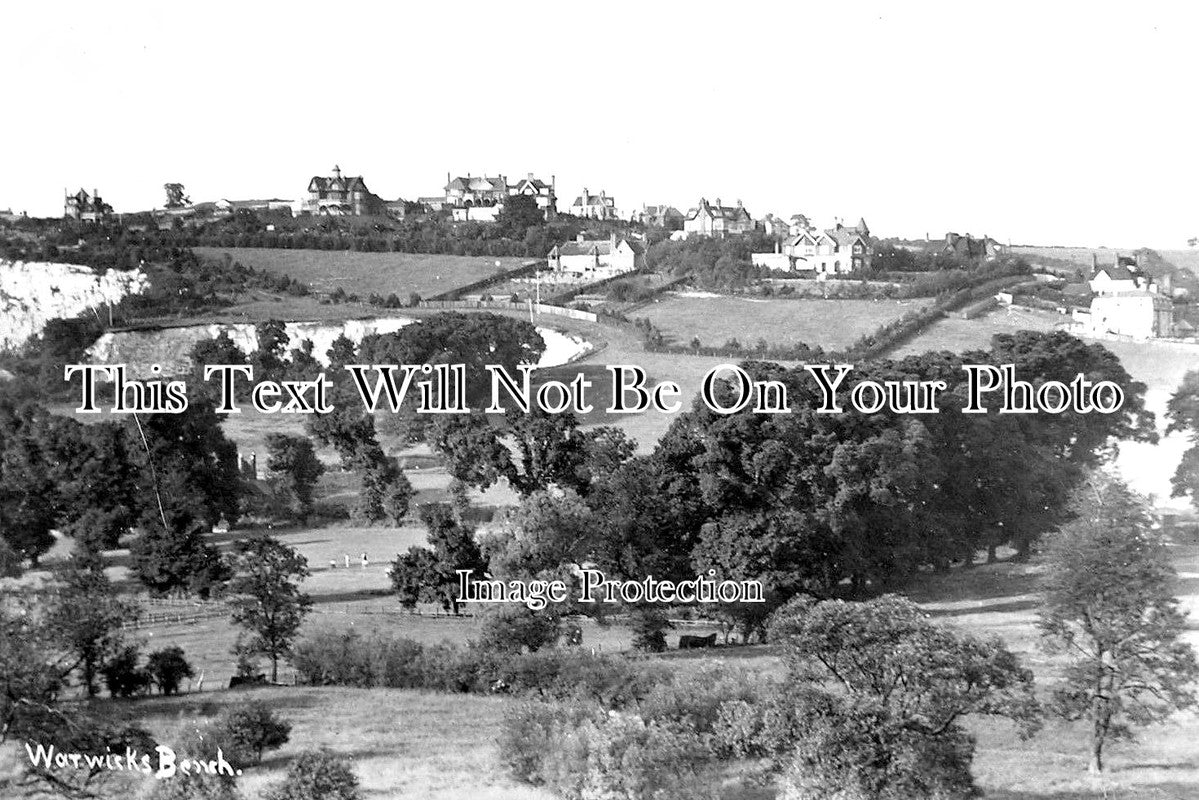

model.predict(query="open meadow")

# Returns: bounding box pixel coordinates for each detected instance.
[193,247,530,299]
[9,541,1199,799]
[637,293,934,350]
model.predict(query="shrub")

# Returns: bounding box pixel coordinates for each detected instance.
[500,701,717,800]
[102,645,151,698]
[477,605,561,654]
[629,608,672,653]
[263,748,360,800]
[223,701,291,764]
[147,646,194,695]
[146,770,242,800]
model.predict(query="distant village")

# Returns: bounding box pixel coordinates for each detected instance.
[4,162,1187,345]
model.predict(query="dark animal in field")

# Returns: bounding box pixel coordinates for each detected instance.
[678,633,717,649]
[228,673,267,689]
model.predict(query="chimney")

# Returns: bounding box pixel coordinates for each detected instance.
[715,197,722,207]
[736,198,743,208]
[583,187,589,203]
[1092,253,1098,269]
[528,172,534,180]
[576,232,585,244]
[1163,272,1174,294]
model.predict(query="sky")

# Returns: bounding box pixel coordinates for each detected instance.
[3,1,1198,248]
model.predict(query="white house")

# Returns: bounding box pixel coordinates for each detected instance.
[683,198,754,237]
[547,234,644,280]
[1083,292,1175,338]
[571,188,618,220]
[770,219,871,274]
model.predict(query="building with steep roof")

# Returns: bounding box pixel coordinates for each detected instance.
[571,188,618,220]
[941,232,1002,262]
[683,197,754,237]
[64,188,112,223]
[630,204,684,230]
[435,172,557,221]
[302,165,386,216]
[772,219,872,274]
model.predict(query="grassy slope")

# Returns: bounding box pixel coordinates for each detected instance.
[193,247,528,299]
[637,294,934,350]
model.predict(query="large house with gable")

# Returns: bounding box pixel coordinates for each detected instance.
[429,172,557,222]
[683,198,754,237]
[768,218,872,274]
[302,165,387,216]
[64,188,112,222]
[571,188,618,220]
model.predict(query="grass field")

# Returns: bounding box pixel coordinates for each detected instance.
[193,247,529,299]
[637,293,934,350]
[891,306,1068,357]
[10,542,1199,799]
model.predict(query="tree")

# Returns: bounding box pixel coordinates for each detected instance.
[1166,369,1199,505]
[390,503,485,614]
[223,701,291,764]
[483,488,596,577]
[263,748,360,800]
[251,320,290,381]
[46,554,141,697]
[102,645,151,698]
[496,193,546,239]
[265,433,325,520]
[227,536,313,682]
[630,607,672,653]
[1039,475,1198,773]
[130,519,231,597]
[147,646,195,695]
[164,183,190,209]
[769,595,1040,798]
[136,398,243,529]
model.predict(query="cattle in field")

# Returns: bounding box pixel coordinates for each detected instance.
[678,633,717,649]
[228,673,267,689]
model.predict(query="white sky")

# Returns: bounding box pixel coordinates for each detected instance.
[3,1,1197,248]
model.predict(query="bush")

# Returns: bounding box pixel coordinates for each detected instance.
[102,645,151,698]
[223,701,291,764]
[630,607,672,653]
[146,770,242,800]
[147,646,194,695]
[500,701,717,800]
[290,629,668,703]
[263,748,360,800]
[477,605,561,654]
[780,694,976,800]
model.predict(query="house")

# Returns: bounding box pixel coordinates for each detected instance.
[547,233,645,280]
[64,188,112,222]
[774,219,872,274]
[683,198,754,237]
[571,188,617,220]
[1077,254,1176,338]
[509,173,557,216]
[440,172,557,222]
[1088,253,1154,295]
[1083,292,1175,338]
[302,165,387,216]
[940,232,1003,262]
[630,204,684,230]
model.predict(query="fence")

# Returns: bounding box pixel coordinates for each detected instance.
[418,298,597,322]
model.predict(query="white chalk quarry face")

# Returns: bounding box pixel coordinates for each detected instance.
[0,261,149,350]
[85,319,593,377]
